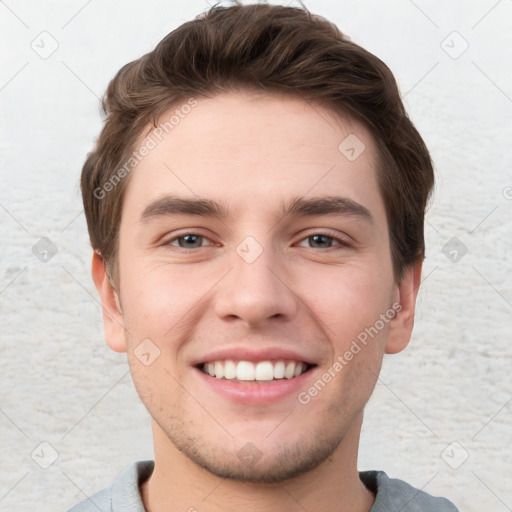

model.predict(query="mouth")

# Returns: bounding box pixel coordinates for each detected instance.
[196,359,315,383]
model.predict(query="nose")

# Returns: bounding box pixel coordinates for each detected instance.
[213,240,298,327]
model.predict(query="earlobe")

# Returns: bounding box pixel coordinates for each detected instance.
[385,260,423,354]
[91,251,127,353]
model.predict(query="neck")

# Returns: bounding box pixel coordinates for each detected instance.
[141,415,375,512]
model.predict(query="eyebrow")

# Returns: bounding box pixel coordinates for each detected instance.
[139,194,373,224]
[282,195,372,222]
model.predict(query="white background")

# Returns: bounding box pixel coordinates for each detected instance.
[1,1,511,510]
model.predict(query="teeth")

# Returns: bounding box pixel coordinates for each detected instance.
[294,362,304,377]
[273,361,285,379]
[255,361,274,381]
[201,360,309,381]
[284,361,296,379]
[237,361,255,381]
[224,360,237,379]
[214,361,224,379]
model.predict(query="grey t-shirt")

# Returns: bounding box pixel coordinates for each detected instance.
[68,460,459,511]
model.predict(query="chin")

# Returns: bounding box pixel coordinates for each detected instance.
[169,429,345,484]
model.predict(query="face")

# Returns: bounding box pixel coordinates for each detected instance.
[94,92,419,483]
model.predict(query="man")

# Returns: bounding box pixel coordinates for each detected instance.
[70,3,459,511]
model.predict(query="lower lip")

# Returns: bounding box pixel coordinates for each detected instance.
[193,367,317,405]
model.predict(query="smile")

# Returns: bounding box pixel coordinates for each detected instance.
[199,360,313,382]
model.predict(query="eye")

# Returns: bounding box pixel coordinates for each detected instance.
[167,233,213,249]
[164,231,351,251]
[297,232,351,250]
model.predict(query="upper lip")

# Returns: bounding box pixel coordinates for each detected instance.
[191,346,318,367]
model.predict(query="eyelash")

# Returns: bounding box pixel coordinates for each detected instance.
[164,231,352,251]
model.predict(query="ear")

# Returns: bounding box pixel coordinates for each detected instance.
[385,260,423,354]
[91,251,127,353]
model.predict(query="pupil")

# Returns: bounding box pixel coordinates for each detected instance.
[180,234,201,248]
[311,234,331,248]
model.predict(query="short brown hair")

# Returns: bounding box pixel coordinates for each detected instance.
[81,2,434,285]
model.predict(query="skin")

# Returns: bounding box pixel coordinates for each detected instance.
[93,91,422,512]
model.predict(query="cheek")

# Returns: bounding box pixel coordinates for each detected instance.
[120,262,204,334]
[306,267,394,340]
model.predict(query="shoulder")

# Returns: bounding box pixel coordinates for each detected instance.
[360,470,459,512]
[67,486,112,512]
[67,460,154,512]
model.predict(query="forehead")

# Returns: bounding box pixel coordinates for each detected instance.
[122,92,385,224]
